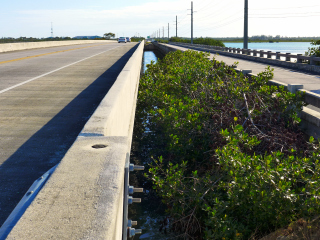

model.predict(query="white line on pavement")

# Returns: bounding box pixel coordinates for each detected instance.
[0,46,120,95]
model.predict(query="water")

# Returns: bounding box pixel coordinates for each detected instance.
[223,42,312,55]
[143,51,158,72]
[129,50,174,240]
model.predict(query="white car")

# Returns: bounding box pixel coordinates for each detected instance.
[126,37,131,42]
[118,37,127,43]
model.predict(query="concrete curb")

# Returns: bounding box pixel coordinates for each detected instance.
[0,40,116,53]
[6,41,144,240]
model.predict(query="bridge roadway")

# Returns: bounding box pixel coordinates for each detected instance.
[0,41,138,227]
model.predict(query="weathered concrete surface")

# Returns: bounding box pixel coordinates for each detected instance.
[6,41,144,239]
[0,40,116,53]
[0,42,138,230]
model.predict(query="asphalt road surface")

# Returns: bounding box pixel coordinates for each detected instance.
[0,41,138,226]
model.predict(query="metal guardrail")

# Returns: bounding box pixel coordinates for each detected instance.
[0,165,58,240]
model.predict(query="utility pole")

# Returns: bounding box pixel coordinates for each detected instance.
[163,26,164,38]
[176,15,178,37]
[168,23,169,40]
[51,22,53,38]
[244,0,248,49]
[189,1,193,44]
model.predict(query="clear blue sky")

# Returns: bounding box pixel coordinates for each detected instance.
[1,0,320,38]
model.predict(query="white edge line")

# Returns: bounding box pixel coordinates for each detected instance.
[0,46,120,95]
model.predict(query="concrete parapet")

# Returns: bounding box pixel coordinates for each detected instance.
[6,41,144,239]
[300,108,320,139]
[0,40,116,53]
[169,42,320,74]
[288,84,303,93]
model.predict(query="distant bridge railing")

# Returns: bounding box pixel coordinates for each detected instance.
[169,42,320,74]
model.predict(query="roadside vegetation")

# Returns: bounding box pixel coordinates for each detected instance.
[169,37,225,47]
[135,50,320,239]
[306,40,320,65]
[131,37,145,42]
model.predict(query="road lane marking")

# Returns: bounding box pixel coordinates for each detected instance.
[0,46,119,95]
[0,43,112,65]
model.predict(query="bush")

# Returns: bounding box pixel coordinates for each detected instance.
[169,37,225,47]
[306,40,320,65]
[137,50,320,239]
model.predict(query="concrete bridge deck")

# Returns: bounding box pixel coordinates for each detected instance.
[0,41,138,229]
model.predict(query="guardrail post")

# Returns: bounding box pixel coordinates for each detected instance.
[310,56,315,65]
[241,69,252,75]
[288,84,303,94]
[237,48,240,53]
[276,52,281,60]
[247,49,251,56]
[286,53,291,62]
[260,50,264,58]
[297,54,303,63]
[267,51,272,58]
[253,50,257,57]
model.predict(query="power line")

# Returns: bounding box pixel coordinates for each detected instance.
[250,14,320,19]
[251,4,320,10]
[250,11,320,16]
[195,16,243,32]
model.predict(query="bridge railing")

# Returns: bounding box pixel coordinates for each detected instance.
[169,42,320,74]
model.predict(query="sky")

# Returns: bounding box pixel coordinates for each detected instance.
[1,0,320,39]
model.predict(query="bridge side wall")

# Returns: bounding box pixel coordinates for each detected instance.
[170,42,320,74]
[6,41,144,240]
[0,40,117,53]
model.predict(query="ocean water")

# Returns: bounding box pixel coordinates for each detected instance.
[223,42,313,55]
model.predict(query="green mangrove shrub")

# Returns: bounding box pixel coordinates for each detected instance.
[169,37,225,47]
[136,50,319,239]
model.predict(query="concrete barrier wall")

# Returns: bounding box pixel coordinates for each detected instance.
[0,40,116,53]
[170,42,320,74]
[6,41,144,240]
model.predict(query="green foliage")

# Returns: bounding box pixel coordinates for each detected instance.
[137,50,319,239]
[306,40,320,65]
[170,37,225,47]
[131,37,145,42]
[103,32,115,39]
